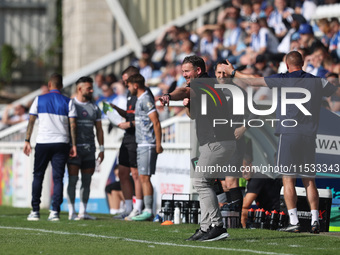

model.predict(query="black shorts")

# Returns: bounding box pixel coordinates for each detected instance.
[118,141,137,168]
[68,145,96,169]
[223,138,245,178]
[105,181,121,193]
[105,176,135,194]
[247,173,282,211]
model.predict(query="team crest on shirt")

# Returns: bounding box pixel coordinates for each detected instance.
[82,110,88,117]
[147,102,153,110]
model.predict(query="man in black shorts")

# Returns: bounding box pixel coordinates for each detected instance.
[241,171,282,228]
[110,66,143,220]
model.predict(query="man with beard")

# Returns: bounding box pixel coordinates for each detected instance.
[67,76,104,220]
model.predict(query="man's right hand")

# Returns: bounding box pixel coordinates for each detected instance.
[159,94,170,106]
[23,142,32,156]
[183,98,190,107]
[69,145,77,158]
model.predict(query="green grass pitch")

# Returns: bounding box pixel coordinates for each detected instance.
[0,206,339,255]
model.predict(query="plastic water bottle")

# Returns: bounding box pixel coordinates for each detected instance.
[246,208,255,228]
[269,210,279,230]
[190,202,199,224]
[182,202,189,224]
[163,201,172,222]
[174,202,181,224]
[278,211,286,228]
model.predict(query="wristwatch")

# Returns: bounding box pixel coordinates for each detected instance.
[164,93,171,100]
[231,69,237,78]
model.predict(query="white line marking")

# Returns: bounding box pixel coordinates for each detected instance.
[0,226,293,255]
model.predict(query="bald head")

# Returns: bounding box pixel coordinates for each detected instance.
[286,51,304,69]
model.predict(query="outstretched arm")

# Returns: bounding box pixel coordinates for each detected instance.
[109,103,127,118]
[159,87,191,106]
[223,60,268,87]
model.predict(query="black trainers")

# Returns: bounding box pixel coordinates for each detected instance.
[198,225,229,242]
[185,228,207,241]
[310,221,320,234]
[278,223,301,233]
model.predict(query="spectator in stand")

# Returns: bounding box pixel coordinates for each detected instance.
[279,14,306,54]
[251,0,266,21]
[254,54,277,77]
[317,18,333,49]
[1,104,29,128]
[211,24,226,60]
[294,0,317,23]
[326,72,340,114]
[157,62,178,95]
[240,18,279,66]
[40,84,49,95]
[240,0,253,23]
[93,73,106,101]
[297,23,324,53]
[175,39,195,65]
[217,4,242,25]
[198,29,216,61]
[222,18,246,65]
[329,18,340,62]
[151,41,167,70]
[139,58,153,82]
[156,25,181,64]
[305,45,329,78]
[267,0,294,42]
[105,73,118,85]
[96,83,116,106]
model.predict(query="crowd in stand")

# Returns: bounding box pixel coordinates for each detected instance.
[2,0,340,130]
[130,0,340,113]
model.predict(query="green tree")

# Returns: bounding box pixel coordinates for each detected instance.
[0,44,16,83]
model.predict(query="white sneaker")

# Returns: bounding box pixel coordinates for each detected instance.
[124,209,141,221]
[27,211,40,221]
[75,213,96,220]
[48,210,60,221]
[68,213,78,220]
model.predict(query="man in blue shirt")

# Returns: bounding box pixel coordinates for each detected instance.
[24,73,77,221]
[223,51,339,233]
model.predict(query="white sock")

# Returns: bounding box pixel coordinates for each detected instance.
[125,199,133,213]
[119,200,125,210]
[134,199,143,213]
[110,209,120,215]
[68,203,75,216]
[144,208,152,214]
[311,210,319,224]
[288,208,299,225]
[79,202,86,215]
